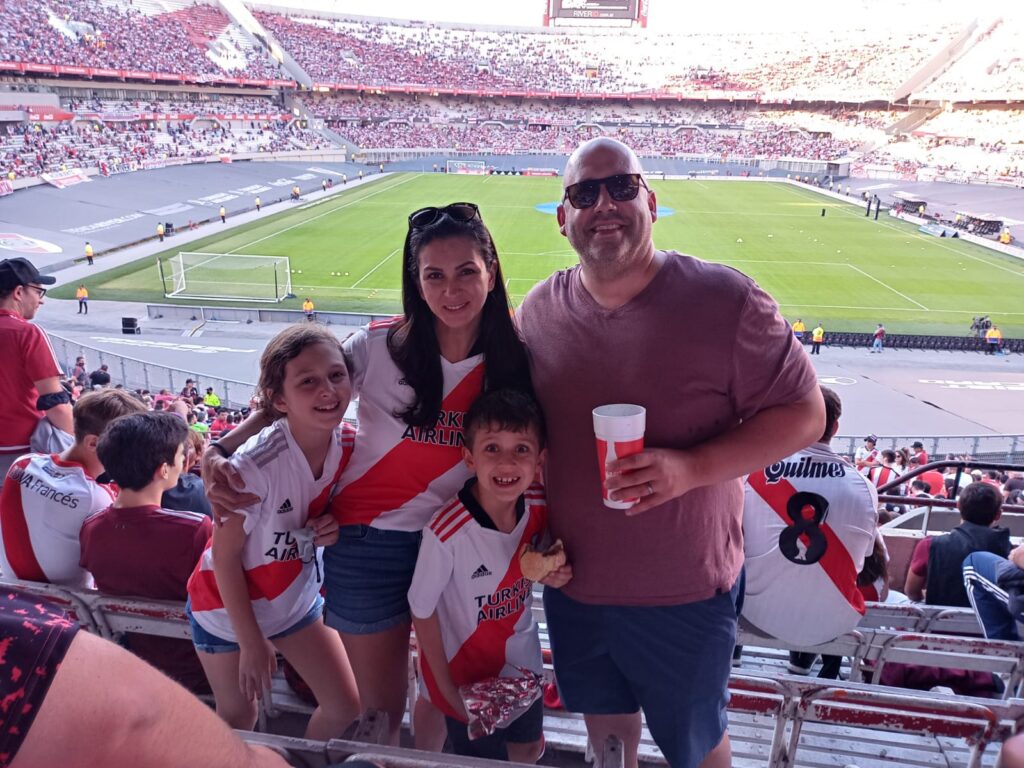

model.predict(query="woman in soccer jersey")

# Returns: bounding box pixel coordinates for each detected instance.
[204,203,530,745]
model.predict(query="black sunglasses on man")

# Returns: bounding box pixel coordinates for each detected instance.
[562,173,649,210]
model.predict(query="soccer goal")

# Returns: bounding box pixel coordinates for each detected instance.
[446,159,487,175]
[160,252,293,302]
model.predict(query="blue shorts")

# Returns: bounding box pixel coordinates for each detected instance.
[322,525,422,635]
[544,573,744,768]
[186,595,324,654]
[445,697,543,759]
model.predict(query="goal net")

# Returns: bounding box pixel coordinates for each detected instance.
[161,252,293,302]
[446,159,486,175]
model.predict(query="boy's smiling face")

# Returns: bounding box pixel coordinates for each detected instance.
[463,423,545,505]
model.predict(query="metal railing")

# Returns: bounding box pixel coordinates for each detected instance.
[47,331,255,409]
[834,434,1024,464]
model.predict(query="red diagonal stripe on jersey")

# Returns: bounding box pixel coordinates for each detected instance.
[187,558,304,611]
[421,510,546,721]
[0,459,47,582]
[334,362,485,526]
[308,442,351,520]
[747,471,864,615]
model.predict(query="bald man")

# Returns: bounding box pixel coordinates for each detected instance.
[518,138,824,768]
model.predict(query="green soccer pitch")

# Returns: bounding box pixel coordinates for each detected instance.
[55,172,1024,336]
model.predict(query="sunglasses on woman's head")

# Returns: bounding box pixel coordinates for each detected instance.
[562,173,648,210]
[408,202,480,229]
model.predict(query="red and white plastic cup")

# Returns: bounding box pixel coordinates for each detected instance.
[593,404,646,510]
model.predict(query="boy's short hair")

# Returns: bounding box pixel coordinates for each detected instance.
[819,386,841,442]
[97,412,189,491]
[464,389,546,450]
[72,388,147,442]
[958,482,1002,526]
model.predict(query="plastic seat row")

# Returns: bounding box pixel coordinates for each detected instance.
[6,577,1023,767]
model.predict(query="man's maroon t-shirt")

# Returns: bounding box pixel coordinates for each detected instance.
[519,252,818,606]
[80,504,212,692]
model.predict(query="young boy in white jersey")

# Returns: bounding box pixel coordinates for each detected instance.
[0,388,145,586]
[186,325,360,740]
[409,389,571,762]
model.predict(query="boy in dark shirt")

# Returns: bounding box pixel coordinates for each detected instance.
[81,411,212,693]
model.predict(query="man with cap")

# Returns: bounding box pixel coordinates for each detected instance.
[911,441,929,466]
[854,435,879,470]
[0,257,72,478]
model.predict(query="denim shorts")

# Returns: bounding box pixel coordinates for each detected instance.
[322,524,422,635]
[186,594,325,654]
[544,573,744,768]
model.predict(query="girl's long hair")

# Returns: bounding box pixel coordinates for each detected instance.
[388,213,531,427]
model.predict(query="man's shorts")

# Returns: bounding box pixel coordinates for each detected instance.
[445,698,543,759]
[322,524,422,634]
[186,594,324,654]
[544,574,744,768]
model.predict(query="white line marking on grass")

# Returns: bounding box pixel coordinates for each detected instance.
[845,264,929,310]
[784,185,1024,280]
[226,175,417,255]
[352,248,401,288]
[776,302,1024,316]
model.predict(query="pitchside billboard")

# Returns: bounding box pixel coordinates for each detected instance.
[545,0,647,25]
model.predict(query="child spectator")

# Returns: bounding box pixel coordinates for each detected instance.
[186,325,360,739]
[0,389,145,587]
[162,429,212,519]
[409,390,571,762]
[80,411,212,694]
[904,482,1011,606]
[209,408,232,439]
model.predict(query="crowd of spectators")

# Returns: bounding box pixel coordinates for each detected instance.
[333,120,856,160]
[0,0,278,79]
[255,11,970,102]
[0,116,333,179]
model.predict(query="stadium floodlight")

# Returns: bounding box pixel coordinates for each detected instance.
[445,159,487,175]
[160,252,293,302]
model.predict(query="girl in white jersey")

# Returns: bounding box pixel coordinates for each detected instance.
[204,204,532,746]
[186,325,359,740]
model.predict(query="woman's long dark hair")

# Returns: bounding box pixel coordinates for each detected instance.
[388,211,531,427]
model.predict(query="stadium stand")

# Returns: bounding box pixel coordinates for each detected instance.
[0,0,281,80]
[5,575,1024,767]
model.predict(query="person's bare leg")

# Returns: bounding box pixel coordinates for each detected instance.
[194,648,258,730]
[584,713,642,768]
[340,622,413,745]
[412,695,447,751]
[274,621,360,740]
[699,731,731,768]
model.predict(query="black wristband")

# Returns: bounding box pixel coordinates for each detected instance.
[208,441,231,459]
[36,390,72,410]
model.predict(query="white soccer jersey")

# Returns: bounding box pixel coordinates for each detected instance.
[864,464,903,492]
[743,442,878,646]
[854,446,879,466]
[0,453,115,588]
[188,419,353,640]
[408,481,547,719]
[333,318,484,532]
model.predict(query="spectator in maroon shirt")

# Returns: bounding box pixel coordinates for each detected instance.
[81,411,212,694]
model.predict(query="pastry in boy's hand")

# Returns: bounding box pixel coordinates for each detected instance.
[519,539,566,582]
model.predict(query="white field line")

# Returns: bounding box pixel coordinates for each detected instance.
[775,302,1024,315]
[352,248,401,288]
[845,264,929,310]
[784,185,1024,280]
[226,174,417,255]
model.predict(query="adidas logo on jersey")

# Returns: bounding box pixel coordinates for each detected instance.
[276,498,294,515]
[471,564,492,579]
